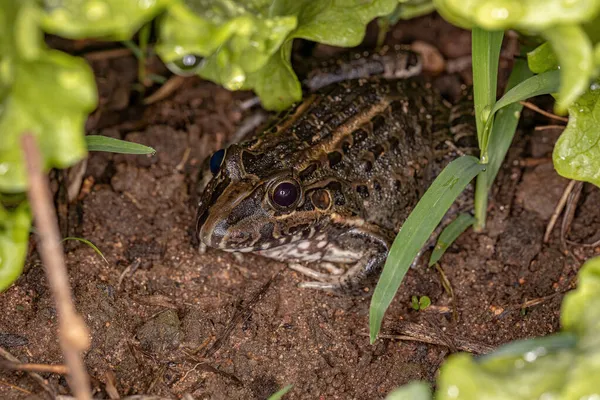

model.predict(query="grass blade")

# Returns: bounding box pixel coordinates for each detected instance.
[62,236,108,264]
[369,156,485,343]
[490,70,560,116]
[472,28,504,144]
[428,213,475,267]
[86,135,156,155]
[267,385,293,400]
[474,58,533,230]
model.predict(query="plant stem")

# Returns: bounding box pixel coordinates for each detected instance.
[474,172,489,232]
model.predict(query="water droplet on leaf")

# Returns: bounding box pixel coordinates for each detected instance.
[166,54,205,76]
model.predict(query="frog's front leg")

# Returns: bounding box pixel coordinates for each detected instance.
[289,224,394,296]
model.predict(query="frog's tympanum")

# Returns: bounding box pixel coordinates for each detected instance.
[196,51,474,295]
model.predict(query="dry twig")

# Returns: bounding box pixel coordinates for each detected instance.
[21,134,92,400]
[544,180,577,243]
[0,347,55,398]
[0,360,69,375]
[520,101,569,123]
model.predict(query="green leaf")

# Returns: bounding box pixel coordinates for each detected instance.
[477,333,577,364]
[527,42,559,74]
[542,24,594,114]
[433,0,600,31]
[156,1,298,92]
[385,382,432,400]
[0,49,97,193]
[62,236,108,264]
[553,83,600,186]
[41,0,173,40]
[484,58,533,189]
[386,1,436,23]
[369,156,485,343]
[244,41,301,111]
[474,57,533,231]
[428,213,475,266]
[280,0,398,46]
[85,135,156,155]
[490,70,561,115]
[471,27,504,146]
[419,295,431,309]
[267,384,293,400]
[156,0,398,110]
[561,247,600,341]
[411,295,420,310]
[0,202,32,292]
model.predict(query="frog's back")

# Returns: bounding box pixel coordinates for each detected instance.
[238,78,455,232]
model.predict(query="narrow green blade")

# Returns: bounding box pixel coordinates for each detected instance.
[86,135,156,155]
[267,385,293,400]
[490,70,561,115]
[471,28,504,144]
[369,156,485,343]
[428,213,475,267]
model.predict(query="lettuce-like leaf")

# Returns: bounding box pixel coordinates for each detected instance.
[0,1,97,193]
[0,203,31,292]
[156,0,398,110]
[553,83,600,187]
[41,0,174,40]
[433,0,600,31]
[542,24,594,113]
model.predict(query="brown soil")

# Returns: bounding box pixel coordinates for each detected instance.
[1,14,599,400]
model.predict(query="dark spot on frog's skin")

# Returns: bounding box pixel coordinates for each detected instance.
[327,151,343,168]
[371,114,386,132]
[323,181,346,206]
[356,185,369,198]
[373,180,382,192]
[388,136,399,149]
[299,162,318,180]
[352,128,368,144]
[394,180,402,190]
[341,140,351,154]
[371,144,384,159]
[311,189,332,210]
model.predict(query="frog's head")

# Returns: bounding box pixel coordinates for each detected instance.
[196,144,336,252]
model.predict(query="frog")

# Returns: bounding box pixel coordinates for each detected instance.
[195,47,476,295]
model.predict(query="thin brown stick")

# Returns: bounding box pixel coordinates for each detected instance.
[0,347,55,398]
[435,263,459,323]
[143,75,187,105]
[534,124,566,131]
[361,321,495,354]
[0,379,32,395]
[0,360,69,374]
[544,180,577,243]
[560,181,584,250]
[21,134,92,400]
[519,101,569,123]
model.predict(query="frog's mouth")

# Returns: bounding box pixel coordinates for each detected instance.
[197,178,261,250]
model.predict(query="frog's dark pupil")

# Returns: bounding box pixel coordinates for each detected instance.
[272,182,299,207]
[209,149,225,174]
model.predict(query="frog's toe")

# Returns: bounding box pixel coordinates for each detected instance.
[288,263,333,280]
[297,281,340,291]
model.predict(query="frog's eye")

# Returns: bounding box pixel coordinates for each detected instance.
[271,180,301,209]
[209,149,226,174]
